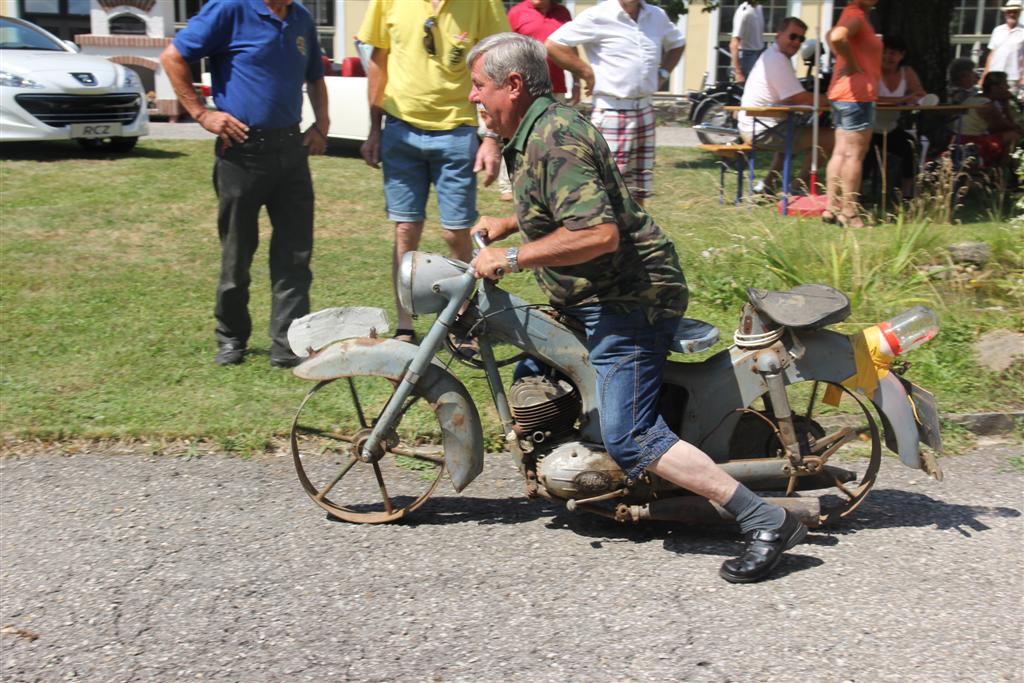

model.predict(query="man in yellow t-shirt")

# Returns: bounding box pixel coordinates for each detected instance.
[357,0,509,342]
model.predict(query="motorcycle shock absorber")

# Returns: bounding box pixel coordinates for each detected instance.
[755,347,803,467]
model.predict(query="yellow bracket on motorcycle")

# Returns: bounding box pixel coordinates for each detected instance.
[823,325,892,407]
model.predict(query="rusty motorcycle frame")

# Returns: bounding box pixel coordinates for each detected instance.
[287,246,943,528]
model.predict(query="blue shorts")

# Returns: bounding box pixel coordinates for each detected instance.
[380,116,479,229]
[570,306,681,483]
[830,101,876,132]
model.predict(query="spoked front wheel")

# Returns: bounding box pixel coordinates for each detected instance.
[290,376,447,523]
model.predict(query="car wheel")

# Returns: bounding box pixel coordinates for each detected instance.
[76,136,139,153]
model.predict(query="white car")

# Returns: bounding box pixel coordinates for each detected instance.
[301,75,370,143]
[0,15,149,152]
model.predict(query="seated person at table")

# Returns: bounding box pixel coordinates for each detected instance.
[959,71,1023,168]
[866,35,926,199]
[738,16,833,194]
[947,57,979,105]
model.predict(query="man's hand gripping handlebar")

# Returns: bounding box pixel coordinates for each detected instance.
[471,233,503,278]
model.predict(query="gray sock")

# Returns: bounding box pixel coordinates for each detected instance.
[722,484,786,535]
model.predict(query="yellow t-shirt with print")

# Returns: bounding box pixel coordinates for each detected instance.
[357,0,509,130]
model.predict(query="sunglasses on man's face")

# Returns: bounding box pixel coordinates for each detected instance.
[788,32,806,43]
[423,16,436,56]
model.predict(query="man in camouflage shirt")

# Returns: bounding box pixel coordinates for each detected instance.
[467,33,806,584]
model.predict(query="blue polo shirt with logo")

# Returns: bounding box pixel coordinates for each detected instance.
[173,0,324,129]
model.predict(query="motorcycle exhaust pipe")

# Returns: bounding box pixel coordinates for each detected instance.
[621,496,821,528]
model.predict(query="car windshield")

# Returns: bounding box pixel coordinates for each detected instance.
[0,18,67,51]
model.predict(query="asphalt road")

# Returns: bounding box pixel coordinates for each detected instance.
[2,442,1021,682]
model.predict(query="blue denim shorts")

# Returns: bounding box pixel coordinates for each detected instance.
[568,306,681,482]
[830,101,876,132]
[380,116,479,229]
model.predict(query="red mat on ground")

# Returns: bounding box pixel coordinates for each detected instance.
[782,193,829,217]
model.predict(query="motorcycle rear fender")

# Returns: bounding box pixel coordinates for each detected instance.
[786,330,939,473]
[293,338,485,492]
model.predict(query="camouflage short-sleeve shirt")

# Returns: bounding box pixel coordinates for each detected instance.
[505,95,688,322]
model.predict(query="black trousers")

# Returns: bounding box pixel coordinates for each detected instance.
[212,128,314,355]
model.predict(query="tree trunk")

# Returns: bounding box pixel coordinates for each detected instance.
[875,0,956,98]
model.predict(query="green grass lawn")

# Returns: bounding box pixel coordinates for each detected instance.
[1,138,1021,449]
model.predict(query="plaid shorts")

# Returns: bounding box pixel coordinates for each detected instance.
[591,104,656,198]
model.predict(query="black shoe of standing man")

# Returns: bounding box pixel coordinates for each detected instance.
[269,350,303,369]
[214,341,246,366]
[719,511,808,583]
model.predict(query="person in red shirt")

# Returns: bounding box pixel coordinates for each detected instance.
[496,0,580,200]
[508,0,580,104]
[824,0,881,228]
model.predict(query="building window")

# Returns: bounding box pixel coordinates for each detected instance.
[24,0,59,13]
[19,0,90,39]
[715,0,793,82]
[951,0,1009,63]
[174,0,203,25]
[110,14,147,35]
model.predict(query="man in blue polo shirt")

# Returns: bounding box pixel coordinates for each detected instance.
[160,0,329,368]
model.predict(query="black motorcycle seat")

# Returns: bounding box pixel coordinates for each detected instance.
[746,284,850,329]
[671,318,720,354]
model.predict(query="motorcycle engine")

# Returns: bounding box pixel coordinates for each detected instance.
[535,441,626,500]
[508,376,581,446]
[509,376,625,500]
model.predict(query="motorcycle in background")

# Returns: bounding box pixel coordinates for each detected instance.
[689,41,830,146]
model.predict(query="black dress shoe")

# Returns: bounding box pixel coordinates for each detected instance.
[214,342,246,366]
[269,351,303,368]
[719,511,808,584]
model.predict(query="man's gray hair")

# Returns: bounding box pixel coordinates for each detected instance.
[467,32,552,97]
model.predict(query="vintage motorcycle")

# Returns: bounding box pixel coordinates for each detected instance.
[287,238,943,528]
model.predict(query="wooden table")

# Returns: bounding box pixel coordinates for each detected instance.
[874,103,985,210]
[726,103,988,215]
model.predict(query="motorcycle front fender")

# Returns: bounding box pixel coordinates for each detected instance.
[293,338,485,492]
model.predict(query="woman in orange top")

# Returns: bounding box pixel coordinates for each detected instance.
[824,0,882,228]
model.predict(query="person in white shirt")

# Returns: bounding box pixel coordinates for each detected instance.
[545,0,684,205]
[738,17,833,194]
[731,0,765,84]
[983,0,1024,95]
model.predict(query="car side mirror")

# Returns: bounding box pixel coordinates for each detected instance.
[63,39,80,53]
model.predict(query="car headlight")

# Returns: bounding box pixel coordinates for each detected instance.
[0,71,45,89]
[121,68,140,89]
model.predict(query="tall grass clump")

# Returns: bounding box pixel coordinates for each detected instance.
[686,217,944,324]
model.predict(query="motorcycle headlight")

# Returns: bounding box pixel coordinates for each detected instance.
[121,67,140,89]
[0,71,45,89]
[397,251,467,316]
[396,251,417,315]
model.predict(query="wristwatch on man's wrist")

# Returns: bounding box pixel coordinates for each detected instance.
[658,67,671,81]
[482,130,502,141]
[505,246,521,273]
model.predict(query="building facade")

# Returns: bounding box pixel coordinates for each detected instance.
[1,0,1011,113]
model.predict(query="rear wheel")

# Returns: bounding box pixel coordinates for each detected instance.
[728,380,882,525]
[693,94,741,146]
